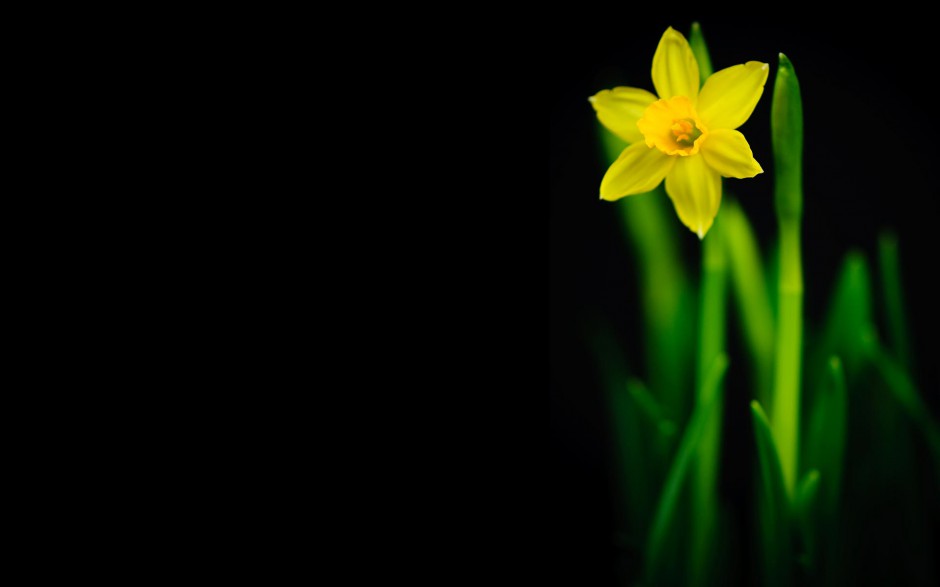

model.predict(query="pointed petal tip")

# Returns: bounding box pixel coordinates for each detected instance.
[697,227,704,239]
[587,96,596,104]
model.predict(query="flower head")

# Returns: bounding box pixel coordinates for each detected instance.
[590,27,768,238]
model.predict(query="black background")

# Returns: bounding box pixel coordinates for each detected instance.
[550,19,939,584]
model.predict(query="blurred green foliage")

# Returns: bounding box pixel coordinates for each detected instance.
[589,23,939,587]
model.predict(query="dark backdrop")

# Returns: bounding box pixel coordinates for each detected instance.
[550,19,940,584]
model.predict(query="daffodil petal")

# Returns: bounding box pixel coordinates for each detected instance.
[600,142,675,201]
[589,87,659,144]
[651,27,700,101]
[701,129,764,178]
[698,61,769,130]
[664,155,721,238]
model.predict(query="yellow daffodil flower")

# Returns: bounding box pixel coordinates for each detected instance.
[590,27,768,238]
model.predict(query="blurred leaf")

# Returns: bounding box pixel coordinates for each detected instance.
[588,325,652,534]
[752,400,792,587]
[689,22,714,82]
[867,344,940,475]
[878,232,912,370]
[804,356,847,513]
[599,120,630,165]
[772,53,803,220]
[794,469,820,571]
[692,206,727,587]
[627,377,678,441]
[598,122,695,422]
[723,198,774,407]
[646,354,729,584]
[765,240,780,322]
[813,251,874,374]
[794,469,820,517]
[770,55,805,499]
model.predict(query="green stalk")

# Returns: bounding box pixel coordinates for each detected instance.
[869,344,940,472]
[646,354,729,585]
[600,128,694,422]
[820,357,847,585]
[689,22,714,81]
[723,198,775,407]
[688,26,724,585]
[752,400,791,587]
[588,325,652,534]
[627,377,678,444]
[878,232,912,370]
[794,469,820,570]
[691,216,727,586]
[813,252,873,376]
[770,53,804,497]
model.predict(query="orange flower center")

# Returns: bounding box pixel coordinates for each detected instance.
[637,96,708,156]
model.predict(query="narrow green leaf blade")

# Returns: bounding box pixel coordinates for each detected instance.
[597,122,695,421]
[752,400,792,587]
[626,377,678,440]
[645,354,729,583]
[814,251,874,374]
[723,198,774,407]
[868,345,940,473]
[689,22,714,82]
[804,356,847,514]
[691,209,728,586]
[770,54,805,498]
[823,356,847,509]
[794,469,821,570]
[878,232,912,370]
[794,469,820,517]
[588,325,651,533]
[772,53,803,220]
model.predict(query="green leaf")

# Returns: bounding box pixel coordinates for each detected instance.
[598,122,696,421]
[723,198,774,408]
[588,325,651,533]
[803,356,847,514]
[752,400,792,587]
[770,55,805,499]
[878,232,912,370]
[752,400,789,517]
[794,469,820,518]
[598,121,629,165]
[772,53,803,220]
[868,345,940,475]
[689,22,714,82]
[645,354,729,584]
[626,377,678,440]
[691,208,728,586]
[814,251,874,374]
[794,469,820,570]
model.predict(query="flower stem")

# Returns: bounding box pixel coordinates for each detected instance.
[770,53,803,497]
[645,355,728,585]
[691,216,727,586]
[599,126,694,423]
